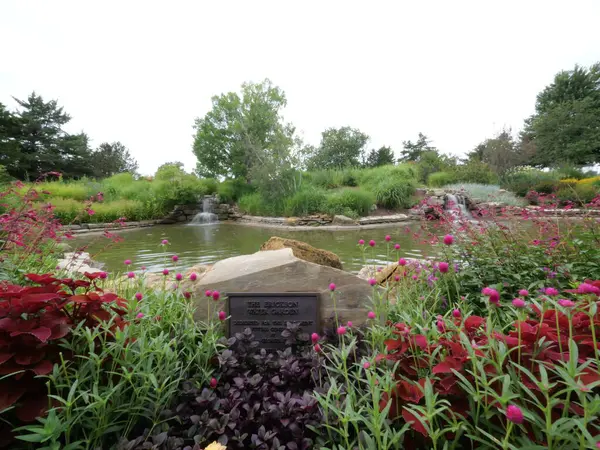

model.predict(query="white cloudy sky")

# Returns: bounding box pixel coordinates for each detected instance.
[1,1,599,175]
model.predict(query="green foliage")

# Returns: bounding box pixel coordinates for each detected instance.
[524,62,600,167]
[556,183,599,205]
[238,192,272,216]
[532,180,559,194]
[307,168,359,189]
[355,164,419,189]
[443,183,525,206]
[427,171,456,187]
[452,160,498,184]
[364,146,395,168]
[373,179,416,209]
[284,187,327,216]
[415,151,455,183]
[0,164,13,185]
[306,126,369,169]
[324,189,374,217]
[398,132,434,162]
[500,169,560,196]
[91,141,138,178]
[199,177,218,195]
[556,164,586,180]
[467,130,523,174]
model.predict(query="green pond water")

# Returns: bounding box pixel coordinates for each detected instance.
[73,222,434,274]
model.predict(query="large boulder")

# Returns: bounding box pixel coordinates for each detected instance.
[191,248,374,326]
[260,236,343,270]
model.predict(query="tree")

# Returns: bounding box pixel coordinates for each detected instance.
[306,126,369,170]
[0,93,94,180]
[91,141,139,178]
[468,129,523,174]
[364,146,395,167]
[399,133,435,162]
[192,79,295,183]
[523,63,600,167]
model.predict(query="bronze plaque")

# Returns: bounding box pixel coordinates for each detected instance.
[227,293,319,349]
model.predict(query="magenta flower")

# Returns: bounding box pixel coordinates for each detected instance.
[136,312,144,319]
[558,299,575,308]
[210,377,217,389]
[363,361,371,369]
[438,262,449,273]
[489,291,500,304]
[329,283,336,291]
[399,258,407,266]
[452,308,461,318]
[394,275,400,281]
[311,333,319,343]
[368,278,377,286]
[506,405,524,424]
[367,311,376,319]
[394,243,400,250]
[369,240,376,247]
[412,275,418,280]
[482,287,494,296]
[358,239,365,245]
[135,292,143,301]
[205,289,213,297]
[337,326,347,335]
[161,239,169,245]
[436,319,445,333]
[175,273,183,281]
[443,234,454,245]
[183,291,191,299]
[127,271,135,279]
[385,235,391,242]
[99,272,107,279]
[545,287,559,296]
[347,321,353,328]
[518,289,529,297]
[212,290,220,301]
[162,269,169,276]
[124,259,132,265]
[512,298,525,308]
[141,266,147,271]
[172,255,179,262]
[190,272,198,281]
[218,311,226,321]
[577,282,600,295]
[313,343,322,353]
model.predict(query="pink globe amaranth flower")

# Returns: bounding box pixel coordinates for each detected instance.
[175,273,183,281]
[545,287,559,296]
[135,292,143,301]
[337,326,347,335]
[358,239,365,245]
[394,243,400,250]
[127,271,135,279]
[124,259,132,265]
[367,311,376,319]
[161,239,169,245]
[482,287,494,296]
[218,311,226,321]
[438,262,449,273]
[369,239,376,247]
[489,291,500,304]
[443,234,454,245]
[436,319,445,333]
[452,308,461,318]
[363,361,371,369]
[368,278,377,287]
[385,235,391,242]
[518,289,529,297]
[190,272,198,281]
[394,275,400,281]
[311,332,319,343]
[596,442,600,450]
[577,282,600,295]
[412,275,418,280]
[99,272,107,279]
[209,377,217,389]
[183,291,191,299]
[172,255,179,262]
[346,321,353,328]
[512,298,526,308]
[141,266,147,271]
[162,269,169,276]
[313,343,322,353]
[558,299,575,308]
[136,312,144,319]
[329,283,336,291]
[205,290,213,297]
[399,258,407,266]
[212,290,220,301]
[506,405,524,424]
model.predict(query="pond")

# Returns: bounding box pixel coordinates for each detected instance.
[73,222,435,274]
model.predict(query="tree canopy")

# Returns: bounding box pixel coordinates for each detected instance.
[306,126,369,170]
[524,63,600,167]
[468,129,524,174]
[398,133,435,162]
[92,142,139,178]
[364,146,395,168]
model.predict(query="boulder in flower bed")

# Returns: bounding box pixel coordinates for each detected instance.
[260,236,343,270]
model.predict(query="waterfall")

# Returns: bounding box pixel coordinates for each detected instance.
[444,193,472,220]
[190,196,218,224]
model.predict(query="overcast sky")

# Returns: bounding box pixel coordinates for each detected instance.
[1,1,599,175]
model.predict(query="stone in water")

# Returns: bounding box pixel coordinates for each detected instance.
[228,293,319,349]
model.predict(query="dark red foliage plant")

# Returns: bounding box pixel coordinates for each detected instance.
[0,271,128,447]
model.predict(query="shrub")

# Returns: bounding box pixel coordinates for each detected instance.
[557,183,599,205]
[284,187,327,216]
[556,165,586,179]
[199,177,218,195]
[452,160,498,184]
[325,189,374,217]
[501,169,559,197]
[35,181,91,201]
[443,183,525,206]
[531,179,559,194]
[217,180,236,203]
[238,193,272,216]
[374,179,415,209]
[355,164,418,190]
[427,171,456,187]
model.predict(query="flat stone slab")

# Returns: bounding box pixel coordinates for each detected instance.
[358,214,410,225]
[191,248,375,327]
